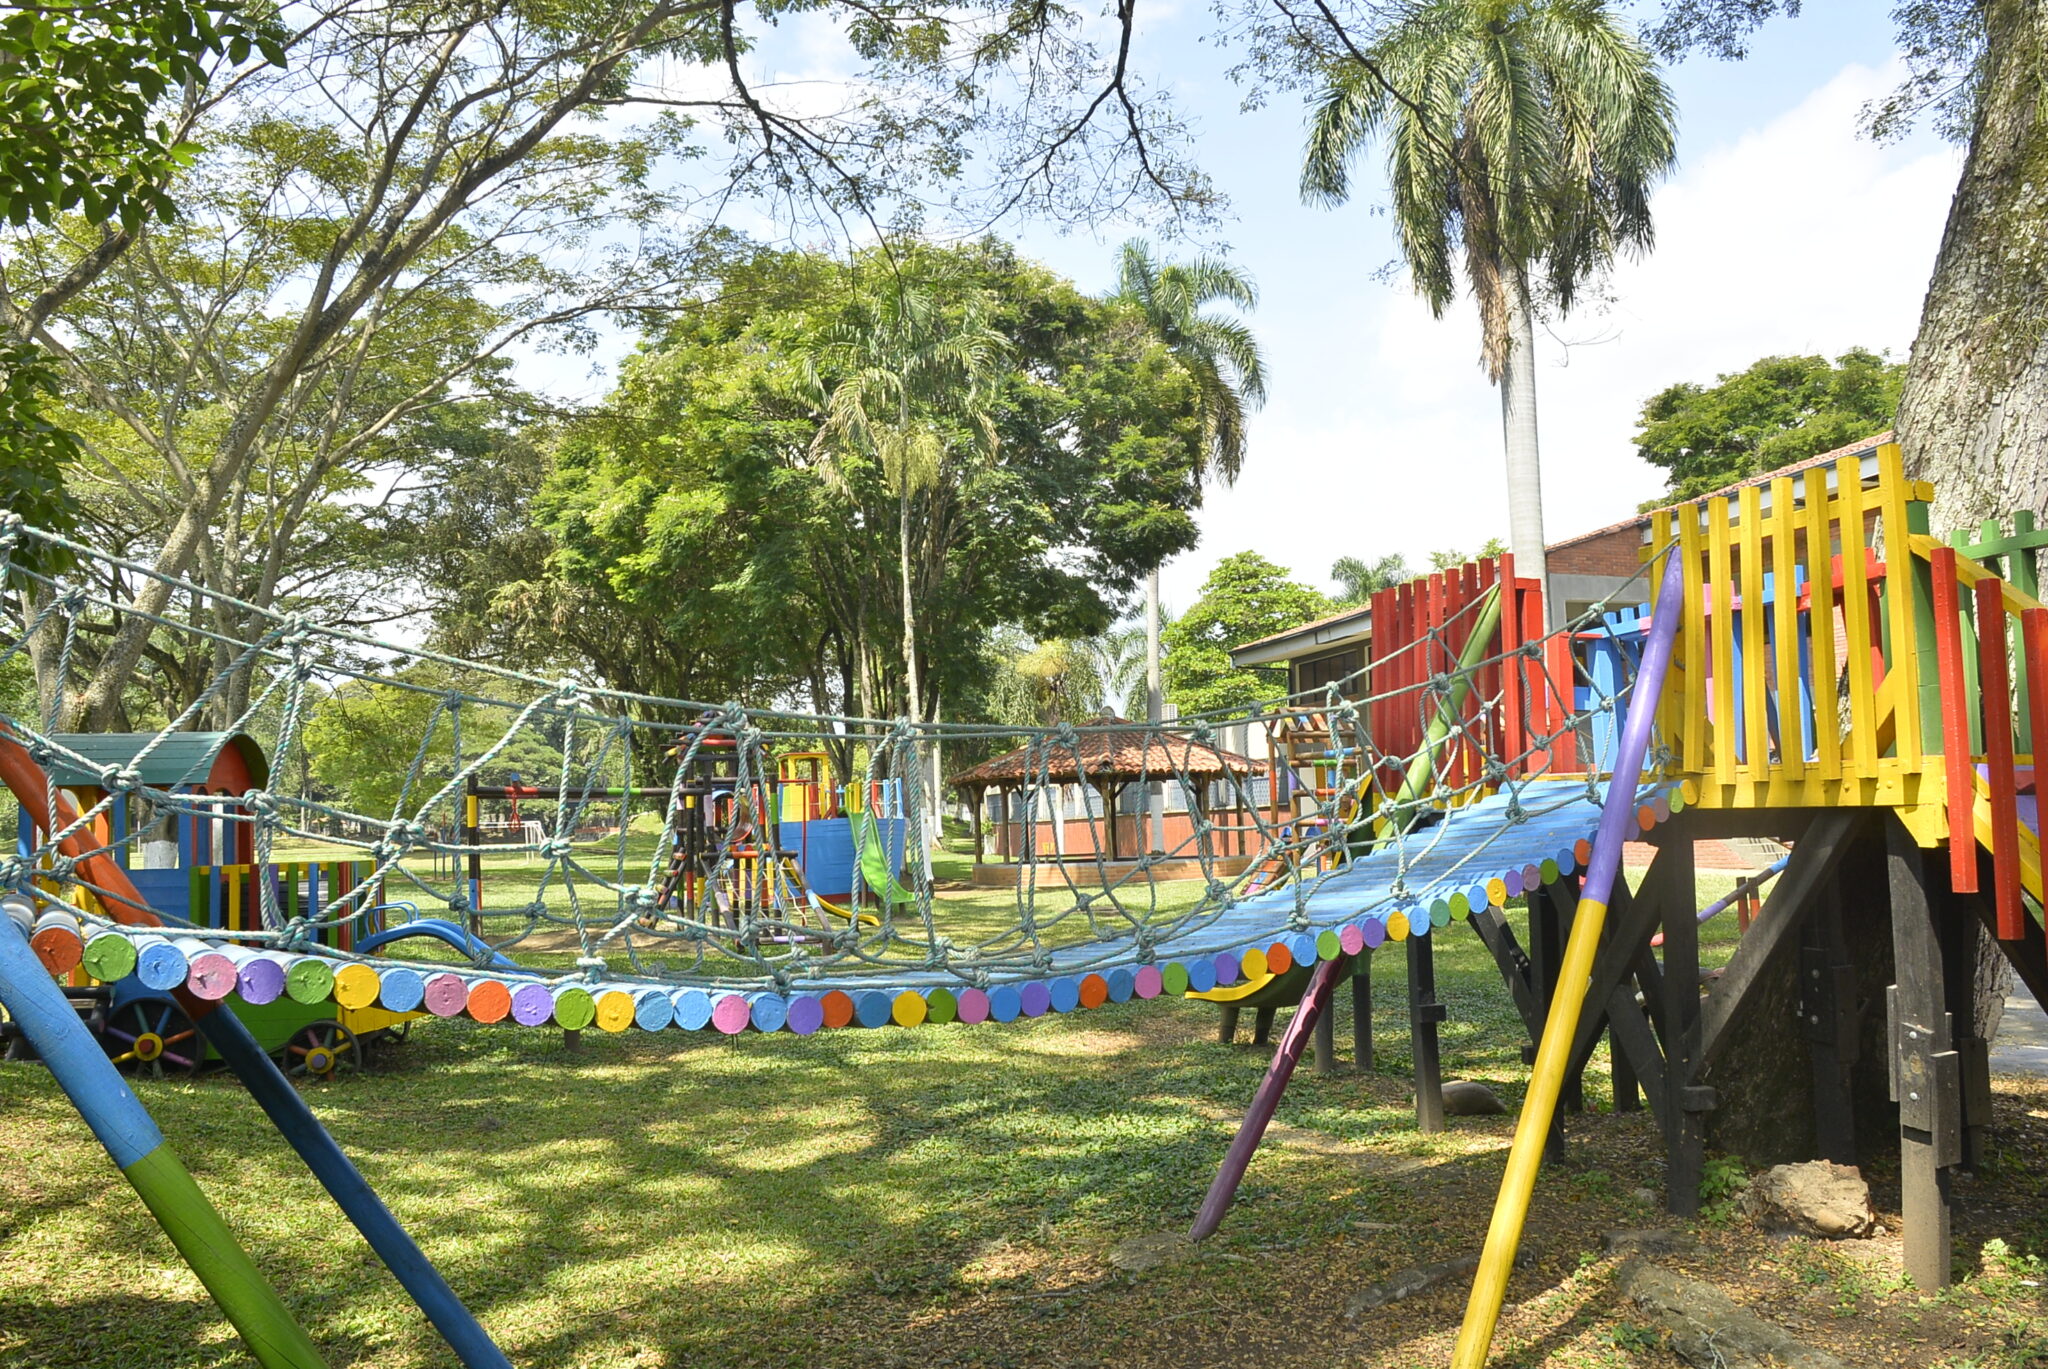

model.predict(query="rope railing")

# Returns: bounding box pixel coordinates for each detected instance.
[0,514,1671,1007]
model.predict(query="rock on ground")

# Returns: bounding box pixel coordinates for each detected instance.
[1441,1080,1507,1116]
[1616,1257,1847,1369]
[1738,1160,1879,1239]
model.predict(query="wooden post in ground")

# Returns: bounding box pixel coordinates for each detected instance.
[1353,948,1374,1071]
[1887,819,1959,1291]
[1410,926,1446,1133]
[1252,1005,1275,1046]
[1217,1003,1240,1045]
[1655,831,1704,1216]
[1314,998,1336,1076]
[1802,878,1860,1165]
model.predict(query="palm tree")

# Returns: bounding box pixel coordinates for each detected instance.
[1301,0,1675,624]
[1112,241,1268,849]
[808,280,1008,725]
[1331,553,1412,604]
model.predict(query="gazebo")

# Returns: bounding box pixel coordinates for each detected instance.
[948,718,1263,885]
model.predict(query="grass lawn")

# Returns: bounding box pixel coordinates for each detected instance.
[4,871,2047,1368]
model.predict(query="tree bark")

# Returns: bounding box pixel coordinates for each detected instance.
[1897,0,2048,534]
[1146,565,1167,853]
[1895,0,2043,1034]
[1500,267,1551,625]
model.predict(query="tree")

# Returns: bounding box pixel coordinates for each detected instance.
[1332,553,1411,604]
[1427,537,1508,571]
[1300,0,1676,623]
[5,0,1218,730]
[807,278,1008,727]
[1634,350,1904,499]
[1111,239,1266,846]
[1163,552,1333,715]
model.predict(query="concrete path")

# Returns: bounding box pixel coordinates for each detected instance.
[1992,993,2048,1077]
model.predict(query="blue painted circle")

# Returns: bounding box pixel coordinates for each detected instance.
[1106,967,1136,1003]
[854,991,893,1028]
[634,990,674,1031]
[1048,977,1081,1013]
[136,939,187,990]
[378,967,425,1013]
[1186,957,1217,993]
[1288,932,1317,965]
[748,992,789,1033]
[671,988,713,1031]
[988,985,1023,1022]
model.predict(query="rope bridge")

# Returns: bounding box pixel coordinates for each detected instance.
[0,515,1677,1034]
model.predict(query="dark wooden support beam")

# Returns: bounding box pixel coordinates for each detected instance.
[1971,885,2048,1013]
[1409,927,1446,1133]
[1567,855,1679,1079]
[1698,811,1867,1072]
[1352,949,1374,1072]
[1218,1003,1240,1045]
[1944,855,2000,1170]
[1314,999,1336,1076]
[1252,1005,1275,1047]
[1470,906,1544,1042]
[1657,832,1705,1215]
[1801,878,1860,1166]
[1887,818,1960,1292]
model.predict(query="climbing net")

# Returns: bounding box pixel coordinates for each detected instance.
[0,517,1666,1000]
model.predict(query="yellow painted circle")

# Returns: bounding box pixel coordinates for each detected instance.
[1240,947,1269,980]
[1486,877,1508,907]
[1386,910,1411,940]
[891,991,928,1027]
[595,990,636,1033]
[1680,778,1700,806]
[333,962,381,1010]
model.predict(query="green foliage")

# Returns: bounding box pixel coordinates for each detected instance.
[1301,0,1676,366]
[1331,554,1410,605]
[1111,240,1266,485]
[1635,349,1904,500]
[0,340,77,573]
[534,240,1209,719]
[1163,551,1334,715]
[0,0,279,232]
[1697,1153,1749,1223]
[1427,538,1509,572]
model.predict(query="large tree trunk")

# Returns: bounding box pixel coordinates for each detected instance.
[1897,0,2048,532]
[1500,268,1551,625]
[1146,566,1167,854]
[1895,0,2044,1040]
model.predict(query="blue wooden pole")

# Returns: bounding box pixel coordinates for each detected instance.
[194,1009,514,1369]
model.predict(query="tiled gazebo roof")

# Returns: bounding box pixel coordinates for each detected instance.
[949,717,1259,789]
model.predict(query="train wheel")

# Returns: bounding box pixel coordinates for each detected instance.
[102,998,205,1080]
[283,1021,361,1082]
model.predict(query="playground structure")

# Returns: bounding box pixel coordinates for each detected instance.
[2,440,2048,1365]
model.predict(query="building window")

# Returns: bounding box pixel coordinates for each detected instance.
[1294,647,1364,698]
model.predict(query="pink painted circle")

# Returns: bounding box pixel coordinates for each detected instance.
[957,987,992,1024]
[711,994,752,1035]
[1339,923,1366,956]
[1134,965,1164,999]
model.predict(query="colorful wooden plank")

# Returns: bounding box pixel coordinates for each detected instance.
[1803,467,1843,780]
[1977,576,2024,937]
[1739,483,1771,774]
[1878,444,1924,769]
[1707,496,1737,783]
[1930,548,1978,893]
[1837,457,1878,774]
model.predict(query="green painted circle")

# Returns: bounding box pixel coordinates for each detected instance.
[1161,962,1190,996]
[1449,891,1470,918]
[1432,900,1454,927]
[1316,929,1342,961]
[285,958,334,1004]
[82,933,137,982]
[553,987,596,1030]
[927,988,959,1024]
[1540,857,1560,885]
[1667,788,1686,813]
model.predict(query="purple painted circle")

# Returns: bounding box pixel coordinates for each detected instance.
[188,952,237,1001]
[510,982,555,1026]
[1134,966,1164,1000]
[1339,922,1366,956]
[1106,968,1136,1002]
[958,987,992,1023]
[1504,868,1524,898]
[1186,957,1217,993]
[423,972,469,1017]
[786,995,825,1035]
[1523,863,1543,890]
[988,985,1022,1022]
[1019,981,1052,1017]
[671,988,713,1031]
[711,993,751,1034]
[1362,918,1387,949]
[236,956,285,1005]
[1048,978,1080,1013]
[1212,952,1240,987]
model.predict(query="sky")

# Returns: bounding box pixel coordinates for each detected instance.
[517,1,1965,619]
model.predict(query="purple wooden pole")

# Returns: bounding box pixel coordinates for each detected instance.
[1190,951,1353,1240]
